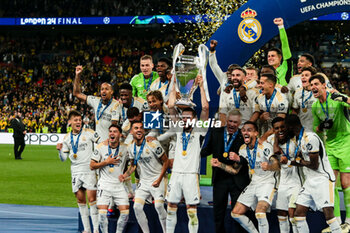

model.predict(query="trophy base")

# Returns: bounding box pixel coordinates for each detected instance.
[175,99,197,109]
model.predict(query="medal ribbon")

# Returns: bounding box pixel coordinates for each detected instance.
[301,89,313,109]
[232,88,241,109]
[182,130,192,153]
[294,127,305,158]
[121,98,134,121]
[133,139,146,165]
[158,79,168,89]
[96,98,112,121]
[143,72,153,92]
[108,144,120,168]
[320,92,330,120]
[246,139,258,169]
[265,89,277,112]
[281,139,290,160]
[224,128,238,153]
[70,129,82,155]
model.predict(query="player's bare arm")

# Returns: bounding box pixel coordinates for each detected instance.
[119,160,136,182]
[211,158,241,175]
[261,155,280,171]
[152,154,168,187]
[197,75,209,121]
[73,65,87,102]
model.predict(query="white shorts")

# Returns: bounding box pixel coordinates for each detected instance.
[97,188,129,206]
[237,183,276,208]
[276,185,301,211]
[71,172,97,193]
[135,178,167,201]
[296,177,334,211]
[166,173,200,205]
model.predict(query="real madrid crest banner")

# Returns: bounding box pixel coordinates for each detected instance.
[238,8,262,44]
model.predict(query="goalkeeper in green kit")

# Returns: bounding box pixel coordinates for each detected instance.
[310,74,350,232]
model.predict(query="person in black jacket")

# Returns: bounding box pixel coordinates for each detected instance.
[201,110,251,233]
[10,112,26,160]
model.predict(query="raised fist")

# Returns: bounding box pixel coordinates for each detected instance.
[56,143,63,151]
[210,40,218,52]
[273,18,284,27]
[75,65,83,76]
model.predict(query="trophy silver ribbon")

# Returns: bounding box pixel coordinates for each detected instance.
[171,43,210,108]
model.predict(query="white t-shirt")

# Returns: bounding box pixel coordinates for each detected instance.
[128,140,165,183]
[113,97,148,126]
[299,131,335,181]
[239,141,276,185]
[150,78,171,101]
[292,88,317,131]
[87,96,119,141]
[172,126,208,174]
[91,142,129,190]
[61,128,100,175]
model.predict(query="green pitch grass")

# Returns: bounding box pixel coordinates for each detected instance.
[0,144,77,207]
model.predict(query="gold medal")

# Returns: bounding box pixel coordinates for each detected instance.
[302,108,307,113]
[143,89,147,93]
[182,151,187,156]
[73,154,77,159]
[250,169,255,174]
[223,152,228,158]
[96,120,99,125]
[109,167,114,173]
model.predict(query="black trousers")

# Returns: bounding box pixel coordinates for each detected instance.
[213,178,248,233]
[14,137,25,159]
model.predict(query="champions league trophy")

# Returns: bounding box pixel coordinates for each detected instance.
[171,43,210,108]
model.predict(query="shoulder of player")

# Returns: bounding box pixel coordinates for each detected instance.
[146,140,158,148]
[82,128,95,134]
[134,96,145,103]
[63,133,70,140]
[294,87,303,95]
[87,95,101,102]
[290,74,301,81]
[131,73,142,81]
[239,144,247,151]
[266,134,275,144]
[97,140,108,149]
[150,77,160,87]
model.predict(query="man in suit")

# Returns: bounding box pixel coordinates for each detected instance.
[201,110,251,233]
[10,111,26,160]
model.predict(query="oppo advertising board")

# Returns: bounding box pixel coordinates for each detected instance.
[0,133,65,145]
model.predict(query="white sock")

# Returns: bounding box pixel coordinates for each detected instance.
[133,200,149,233]
[327,217,341,233]
[89,201,99,233]
[278,215,290,233]
[98,209,108,233]
[154,200,166,233]
[256,212,269,233]
[295,217,309,233]
[187,208,199,233]
[78,203,91,232]
[290,217,299,233]
[116,209,129,233]
[231,212,258,233]
[166,206,178,233]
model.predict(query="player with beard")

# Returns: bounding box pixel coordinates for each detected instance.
[150,58,172,100]
[164,74,209,233]
[291,66,317,131]
[268,117,302,233]
[251,73,289,136]
[130,55,159,100]
[310,74,350,232]
[230,121,279,233]
[219,67,259,127]
[285,114,340,233]
[113,83,148,127]
[57,110,101,233]
[121,121,168,233]
[121,107,142,145]
[90,125,130,233]
[73,65,119,141]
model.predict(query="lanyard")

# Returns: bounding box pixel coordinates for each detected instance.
[265,89,277,112]
[281,139,290,160]
[108,144,120,168]
[143,72,153,92]
[294,127,304,157]
[246,139,258,169]
[96,98,112,121]
[159,79,169,89]
[133,139,146,165]
[182,130,192,152]
[232,88,241,109]
[121,98,134,121]
[320,92,329,120]
[224,128,238,153]
[301,89,313,109]
[70,129,82,154]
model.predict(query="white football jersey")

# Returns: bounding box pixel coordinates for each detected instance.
[113,97,149,126]
[172,126,208,174]
[91,142,129,190]
[150,78,171,100]
[87,96,119,141]
[61,128,100,175]
[239,141,277,185]
[128,140,165,183]
[292,88,317,131]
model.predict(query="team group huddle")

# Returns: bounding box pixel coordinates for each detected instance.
[56,18,350,233]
